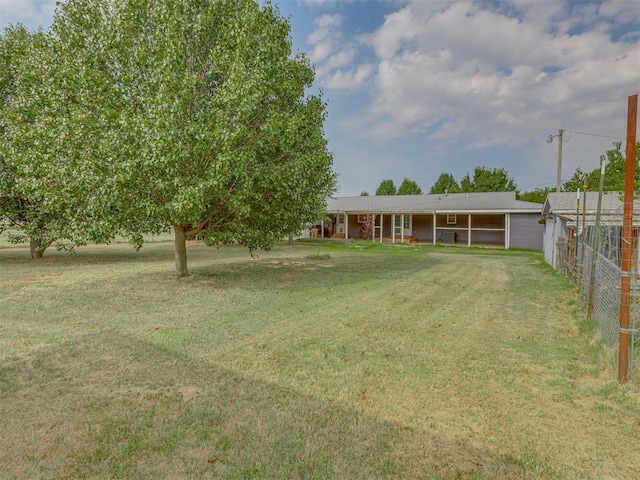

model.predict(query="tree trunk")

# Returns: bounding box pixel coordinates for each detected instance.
[174,225,189,277]
[29,238,45,259]
[288,233,293,245]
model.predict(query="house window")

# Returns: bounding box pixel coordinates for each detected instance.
[403,215,410,229]
[447,214,457,224]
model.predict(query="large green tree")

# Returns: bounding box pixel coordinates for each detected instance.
[563,142,640,192]
[0,26,33,249]
[8,0,334,276]
[0,25,93,258]
[2,20,140,258]
[396,177,422,195]
[429,173,460,194]
[459,167,517,193]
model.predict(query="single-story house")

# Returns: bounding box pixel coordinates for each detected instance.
[316,192,543,250]
[541,192,640,270]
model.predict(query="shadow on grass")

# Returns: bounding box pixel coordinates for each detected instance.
[0,331,561,480]
[186,251,443,293]
[2,241,448,294]
[0,242,174,265]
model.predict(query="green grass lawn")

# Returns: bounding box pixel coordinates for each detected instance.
[1,240,639,479]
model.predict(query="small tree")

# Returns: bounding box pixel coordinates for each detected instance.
[375,179,396,195]
[397,177,422,195]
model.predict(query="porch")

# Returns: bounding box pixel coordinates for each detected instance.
[324,212,511,248]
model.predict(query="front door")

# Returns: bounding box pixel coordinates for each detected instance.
[393,214,412,239]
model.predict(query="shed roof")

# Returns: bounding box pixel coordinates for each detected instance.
[326,192,542,214]
[542,192,640,216]
[559,213,640,227]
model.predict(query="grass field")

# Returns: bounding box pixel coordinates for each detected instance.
[1,239,639,479]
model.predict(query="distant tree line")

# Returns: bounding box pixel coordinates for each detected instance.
[429,167,517,194]
[360,143,639,204]
[369,177,423,196]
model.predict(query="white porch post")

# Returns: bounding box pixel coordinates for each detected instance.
[380,214,384,243]
[345,214,349,239]
[433,213,437,245]
[401,214,405,243]
[467,214,471,247]
[392,214,396,243]
[505,213,511,249]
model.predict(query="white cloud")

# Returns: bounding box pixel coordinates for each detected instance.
[307,13,344,65]
[301,0,359,6]
[307,13,343,45]
[307,11,374,89]
[351,0,640,148]
[325,63,375,89]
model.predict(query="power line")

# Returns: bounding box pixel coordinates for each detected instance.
[566,130,624,141]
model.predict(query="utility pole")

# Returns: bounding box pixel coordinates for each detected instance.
[547,129,564,192]
[556,129,564,192]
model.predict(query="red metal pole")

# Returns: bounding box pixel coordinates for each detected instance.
[619,94,638,383]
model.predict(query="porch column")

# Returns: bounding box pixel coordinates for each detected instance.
[380,214,384,243]
[392,214,396,243]
[345,214,349,239]
[433,213,437,245]
[505,213,511,249]
[468,214,472,247]
[401,214,405,243]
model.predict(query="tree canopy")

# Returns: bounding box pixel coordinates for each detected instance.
[563,142,640,192]
[0,25,93,258]
[3,0,335,276]
[374,177,423,195]
[429,167,517,194]
[396,177,423,195]
[429,173,460,194]
[375,179,396,196]
[460,167,517,193]
[517,187,553,204]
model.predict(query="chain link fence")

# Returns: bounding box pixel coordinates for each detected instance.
[561,222,639,375]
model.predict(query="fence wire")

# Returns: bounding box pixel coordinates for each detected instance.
[560,223,639,375]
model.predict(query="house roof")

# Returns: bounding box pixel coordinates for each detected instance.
[326,192,542,214]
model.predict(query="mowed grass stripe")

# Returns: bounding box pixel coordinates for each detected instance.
[0,241,638,479]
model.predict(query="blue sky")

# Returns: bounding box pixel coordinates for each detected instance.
[2,0,639,196]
